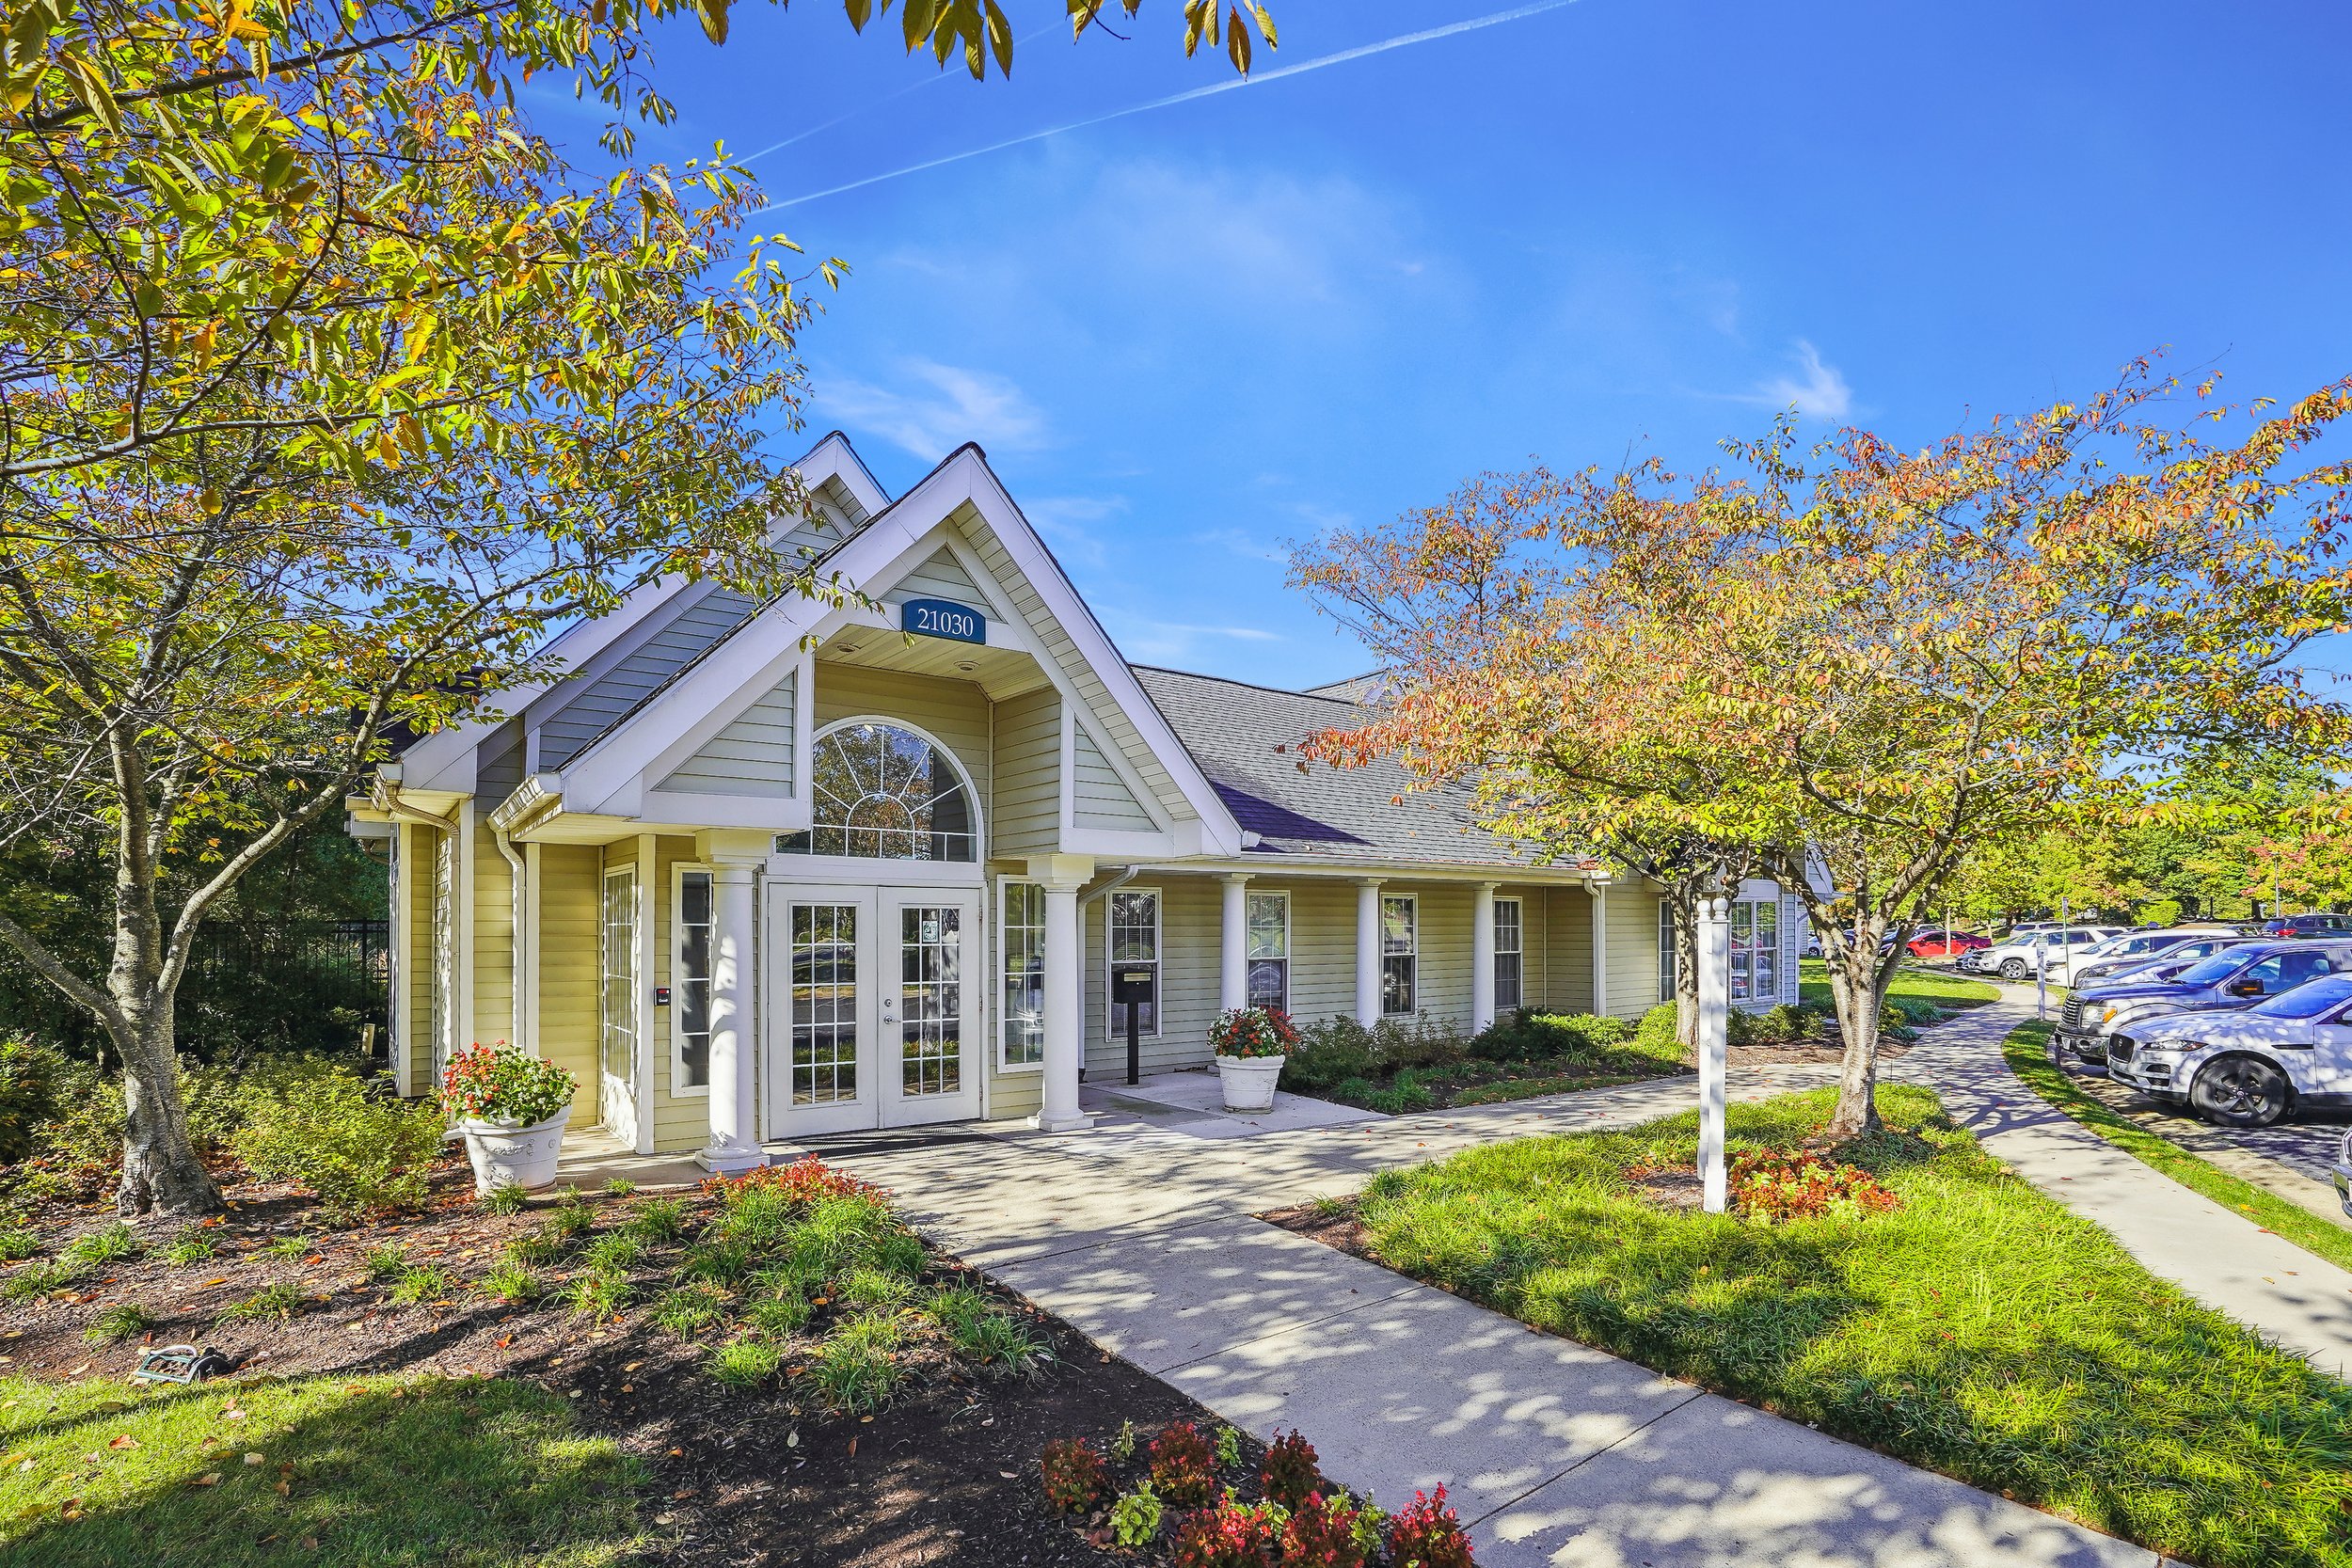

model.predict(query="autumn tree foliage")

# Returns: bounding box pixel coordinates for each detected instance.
[1293,364,2352,1137]
[0,0,1274,1216]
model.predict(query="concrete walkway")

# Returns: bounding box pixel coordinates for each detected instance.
[1888,986,2352,1376]
[804,1063,2158,1568]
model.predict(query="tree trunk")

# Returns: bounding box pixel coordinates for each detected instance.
[1674,894,1702,1053]
[1820,942,1883,1139]
[111,998,221,1218]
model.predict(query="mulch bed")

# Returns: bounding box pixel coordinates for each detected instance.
[0,1166,1234,1567]
[1260,1199,1376,1264]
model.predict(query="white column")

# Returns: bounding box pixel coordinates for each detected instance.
[1471,881,1499,1033]
[1588,882,1609,1016]
[1355,879,1384,1022]
[1031,874,1092,1132]
[696,858,764,1174]
[1218,873,1251,1013]
[1696,894,1731,1214]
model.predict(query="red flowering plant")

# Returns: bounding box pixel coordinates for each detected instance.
[1387,1487,1475,1568]
[438,1042,577,1128]
[1148,1419,1220,1505]
[1208,1006,1299,1060]
[1729,1148,1899,1222]
[1260,1427,1325,1512]
[1169,1495,1280,1568]
[1041,1437,1108,1514]
[699,1153,880,1204]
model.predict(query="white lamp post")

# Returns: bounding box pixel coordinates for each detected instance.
[1696,894,1731,1213]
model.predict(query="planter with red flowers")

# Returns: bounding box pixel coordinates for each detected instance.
[438,1041,579,1195]
[1209,1006,1299,1113]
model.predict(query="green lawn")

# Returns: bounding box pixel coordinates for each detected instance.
[0,1374,647,1568]
[1799,958,2000,1011]
[1353,1085,2352,1568]
[2002,1019,2352,1275]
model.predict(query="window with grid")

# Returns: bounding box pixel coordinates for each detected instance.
[1494,896,1523,1010]
[599,867,636,1085]
[1108,889,1159,1037]
[1381,895,1417,1016]
[675,869,713,1090]
[1658,900,1675,1004]
[1246,890,1290,1013]
[1730,897,1780,1003]
[1001,881,1045,1069]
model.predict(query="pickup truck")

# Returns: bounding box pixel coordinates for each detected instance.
[2052,941,2352,1066]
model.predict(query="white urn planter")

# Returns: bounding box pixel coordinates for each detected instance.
[457,1104,571,1196]
[1215,1054,1285,1113]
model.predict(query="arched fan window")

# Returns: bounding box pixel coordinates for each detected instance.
[777,721,978,863]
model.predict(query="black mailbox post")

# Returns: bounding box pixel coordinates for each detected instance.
[1112,967,1155,1085]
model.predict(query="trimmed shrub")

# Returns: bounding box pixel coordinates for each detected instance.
[232,1072,443,1222]
[0,1036,67,1162]
[1363,1069,1433,1116]
[1370,1014,1471,1071]
[1285,1017,1377,1091]
[1756,1003,1812,1043]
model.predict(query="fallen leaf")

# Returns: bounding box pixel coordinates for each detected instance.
[189,1474,222,1488]
[105,1436,137,1450]
[244,1452,265,1465]
[200,1278,229,1288]
[65,1363,89,1378]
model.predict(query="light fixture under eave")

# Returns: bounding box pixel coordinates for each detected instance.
[956,658,979,673]
[834,642,861,656]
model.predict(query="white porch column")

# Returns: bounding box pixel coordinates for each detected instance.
[1355,878,1384,1022]
[696,853,764,1174]
[1588,881,1609,1016]
[1218,873,1252,1013]
[1696,894,1731,1214]
[1029,855,1096,1132]
[1471,881,1499,1032]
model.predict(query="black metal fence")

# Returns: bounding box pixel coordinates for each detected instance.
[177,918,390,1062]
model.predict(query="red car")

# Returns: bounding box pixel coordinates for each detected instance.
[1905,928,1990,958]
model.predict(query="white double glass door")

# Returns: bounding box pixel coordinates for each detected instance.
[763,883,983,1136]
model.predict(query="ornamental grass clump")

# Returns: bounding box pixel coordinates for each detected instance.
[1209,1006,1298,1059]
[438,1042,576,1126]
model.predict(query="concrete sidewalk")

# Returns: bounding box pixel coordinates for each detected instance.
[1890,987,2352,1376]
[814,1065,2158,1568]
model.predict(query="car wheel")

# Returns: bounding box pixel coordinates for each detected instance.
[1999,958,2027,981]
[2189,1056,2290,1129]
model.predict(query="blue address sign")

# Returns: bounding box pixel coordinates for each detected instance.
[901,596,986,645]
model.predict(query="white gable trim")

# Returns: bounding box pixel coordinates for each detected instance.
[393,433,889,795]
[553,447,1245,855]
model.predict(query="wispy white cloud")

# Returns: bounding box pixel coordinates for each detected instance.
[1191,526,1290,565]
[1024,495,1128,571]
[1744,340,1853,420]
[1104,614,1281,666]
[815,358,1048,461]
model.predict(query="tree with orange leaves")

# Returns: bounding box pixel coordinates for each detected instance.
[1292,361,2352,1137]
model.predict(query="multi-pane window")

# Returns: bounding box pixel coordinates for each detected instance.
[1381,895,1418,1016]
[674,869,713,1091]
[1001,881,1045,1069]
[1108,889,1160,1037]
[778,721,977,862]
[790,903,858,1104]
[1247,891,1290,1013]
[1730,897,1780,1004]
[899,905,962,1097]
[1494,897,1523,1010]
[430,832,454,1073]
[599,867,637,1085]
[1659,900,1676,1005]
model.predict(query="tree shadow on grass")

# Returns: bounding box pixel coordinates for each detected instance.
[0,1376,644,1568]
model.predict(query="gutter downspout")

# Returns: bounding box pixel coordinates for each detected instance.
[375,782,455,1094]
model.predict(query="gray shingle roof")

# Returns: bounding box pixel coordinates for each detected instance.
[1130,665,1553,868]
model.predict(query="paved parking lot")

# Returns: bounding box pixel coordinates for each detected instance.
[2056,1051,2351,1192]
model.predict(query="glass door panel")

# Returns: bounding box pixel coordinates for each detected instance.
[764,885,880,1137]
[882,890,980,1127]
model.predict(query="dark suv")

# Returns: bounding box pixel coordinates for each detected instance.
[2258,912,2352,939]
[2053,940,2352,1065]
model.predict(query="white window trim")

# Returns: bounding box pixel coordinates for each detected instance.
[670,862,713,1100]
[1494,895,1523,1011]
[1730,895,1779,1006]
[599,863,640,1091]
[780,714,987,872]
[1381,893,1419,1018]
[1658,899,1676,1005]
[1104,883,1164,1040]
[1247,888,1292,1015]
[996,876,1045,1074]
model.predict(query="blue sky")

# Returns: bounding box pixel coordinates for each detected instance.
[587,0,2352,685]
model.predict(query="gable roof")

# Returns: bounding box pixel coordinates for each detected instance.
[1131,666,1564,868]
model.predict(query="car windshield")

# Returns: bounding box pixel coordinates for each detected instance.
[2252,977,2352,1019]
[2170,953,2252,988]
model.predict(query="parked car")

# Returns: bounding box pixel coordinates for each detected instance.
[2108,974,2352,1126]
[2043,926,2242,986]
[1901,927,1991,959]
[2067,930,2249,988]
[1972,926,2132,982]
[2256,912,2352,939]
[2053,940,2352,1065]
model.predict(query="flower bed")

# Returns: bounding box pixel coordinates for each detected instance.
[1038,1420,1478,1566]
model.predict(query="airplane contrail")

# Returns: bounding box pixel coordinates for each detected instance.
[740,20,1063,166]
[752,0,1582,213]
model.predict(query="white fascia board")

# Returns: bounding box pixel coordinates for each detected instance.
[394,435,887,789]
[1064,827,1182,859]
[635,790,811,832]
[947,452,1246,855]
